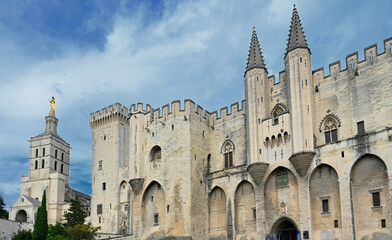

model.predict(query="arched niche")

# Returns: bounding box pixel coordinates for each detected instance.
[235,181,256,238]
[350,154,391,239]
[264,167,299,233]
[142,181,166,236]
[16,209,27,223]
[118,181,129,234]
[209,186,227,238]
[309,164,342,240]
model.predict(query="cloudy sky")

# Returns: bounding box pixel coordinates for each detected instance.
[1,0,391,209]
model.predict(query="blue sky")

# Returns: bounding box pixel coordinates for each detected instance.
[0,0,391,209]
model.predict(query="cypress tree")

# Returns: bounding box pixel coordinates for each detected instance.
[32,191,48,240]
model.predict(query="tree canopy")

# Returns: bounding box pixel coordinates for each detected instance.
[64,196,86,228]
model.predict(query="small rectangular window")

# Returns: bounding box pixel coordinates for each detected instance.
[54,161,57,171]
[381,219,386,228]
[98,160,103,171]
[357,121,365,135]
[99,216,101,223]
[55,150,58,159]
[97,204,103,214]
[334,220,338,228]
[61,153,64,161]
[154,213,159,225]
[253,208,256,220]
[36,149,38,157]
[341,151,345,158]
[373,192,381,207]
[322,199,329,213]
[103,182,106,191]
[43,148,45,156]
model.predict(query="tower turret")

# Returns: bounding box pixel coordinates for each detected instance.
[284,5,315,176]
[244,28,269,164]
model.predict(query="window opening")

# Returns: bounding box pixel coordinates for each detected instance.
[334,68,337,79]
[154,213,159,225]
[381,219,386,228]
[334,220,338,228]
[223,142,233,168]
[341,151,345,158]
[322,199,329,213]
[167,205,170,213]
[55,150,57,159]
[253,208,256,220]
[372,192,381,207]
[43,148,45,156]
[324,117,338,144]
[54,161,57,171]
[103,182,106,191]
[35,160,38,169]
[61,164,63,173]
[97,204,103,214]
[370,51,373,63]
[42,159,45,168]
[351,59,354,69]
[357,121,365,135]
[150,146,162,161]
[61,153,64,161]
[98,160,103,171]
[35,149,38,157]
[276,170,288,188]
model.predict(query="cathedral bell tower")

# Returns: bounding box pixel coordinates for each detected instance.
[284,5,315,176]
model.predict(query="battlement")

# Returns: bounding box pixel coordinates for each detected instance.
[89,102,129,128]
[130,103,152,114]
[312,36,392,84]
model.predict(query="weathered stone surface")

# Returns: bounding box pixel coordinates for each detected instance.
[247,162,269,185]
[288,151,315,177]
[129,178,145,195]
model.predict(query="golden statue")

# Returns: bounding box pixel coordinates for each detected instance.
[49,96,55,114]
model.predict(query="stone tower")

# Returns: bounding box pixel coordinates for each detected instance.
[9,105,72,224]
[284,5,315,176]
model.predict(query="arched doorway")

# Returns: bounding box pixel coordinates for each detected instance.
[16,210,27,222]
[271,218,298,240]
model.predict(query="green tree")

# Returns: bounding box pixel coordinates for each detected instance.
[32,191,48,240]
[64,197,86,228]
[47,222,66,240]
[65,222,100,240]
[0,194,8,219]
[11,229,33,240]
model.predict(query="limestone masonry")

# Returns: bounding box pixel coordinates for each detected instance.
[90,6,392,240]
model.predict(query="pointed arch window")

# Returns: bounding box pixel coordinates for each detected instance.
[276,170,288,188]
[223,142,233,168]
[324,117,338,144]
[271,105,286,125]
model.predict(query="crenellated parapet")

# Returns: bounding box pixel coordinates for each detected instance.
[89,102,129,129]
[312,36,392,87]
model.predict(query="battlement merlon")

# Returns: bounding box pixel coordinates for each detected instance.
[89,102,129,127]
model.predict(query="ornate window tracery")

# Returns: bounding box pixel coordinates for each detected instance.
[223,141,233,168]
[324,117,338,144]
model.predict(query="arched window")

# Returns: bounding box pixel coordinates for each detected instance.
[35,160,38,169]
[42,159,45,168]
[150,146,162,161]
[61,153,64,161]
[42,148,45,156]
[324,117,338,144]
[35,149,38,157]
[223,142,233,168]
[271,105,286,125]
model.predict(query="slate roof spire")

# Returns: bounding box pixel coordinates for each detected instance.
[285,4,309,57]
[246,27,266,72]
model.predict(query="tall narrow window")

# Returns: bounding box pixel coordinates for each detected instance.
[372,192,381,207]
[357,121,365,135]
[154,213,159,225]
[61,153,64,161]
[322,199,329,213]
[35,149,38,157]
[42,148,45,156]
[276,170,288,188]
[42,159,45,168]
[61,164,64,173]
[324,117,338,144]
[103,182,106,191]
[54,161,57,171]
[223,142,233,168]
[55,150,58,159]
[35,160,38,169]
[97,204,103,214]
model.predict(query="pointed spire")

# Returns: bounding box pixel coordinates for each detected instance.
[246,27,266,72]
[285,4,309,57]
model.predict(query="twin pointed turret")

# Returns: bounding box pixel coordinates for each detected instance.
[246,5,309,72]
[285,4,309,57]
[246,27,266,72]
